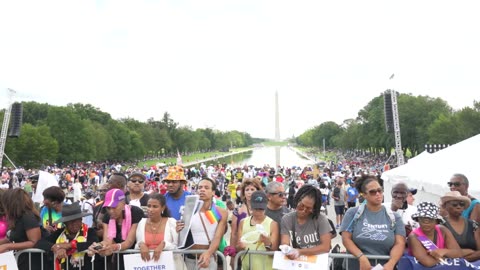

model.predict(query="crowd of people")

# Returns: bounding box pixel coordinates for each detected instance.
[0,158,479,270]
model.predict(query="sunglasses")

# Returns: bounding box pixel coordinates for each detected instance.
[130,179,144,184]
[449,201,466,208]
[367,188,384,196]
[270,192,287,198]
[447,182,462,187]
[296,202,313,213]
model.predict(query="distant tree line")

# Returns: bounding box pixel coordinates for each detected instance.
[295,93,480,157]
[1,102,253,168]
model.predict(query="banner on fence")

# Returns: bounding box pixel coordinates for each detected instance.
[123,251,174,270]
[0,251,18,270]
[272,251,328,270]
[398,256,480,270]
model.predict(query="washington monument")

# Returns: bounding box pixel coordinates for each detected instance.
[275,91,280,141]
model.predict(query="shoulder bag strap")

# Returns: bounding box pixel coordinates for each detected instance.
[199,212,212,244]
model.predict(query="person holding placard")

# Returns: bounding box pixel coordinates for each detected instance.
[237,191,279,270]
[134,193,185,268]
[280,184,332,260]
[177,177,228,270]
[407,201,462,267]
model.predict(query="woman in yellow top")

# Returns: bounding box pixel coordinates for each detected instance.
[237,191,279,270]
[228,180,237,202]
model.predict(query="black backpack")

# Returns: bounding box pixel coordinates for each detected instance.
[333,187,341,200]
[331,244,345,270]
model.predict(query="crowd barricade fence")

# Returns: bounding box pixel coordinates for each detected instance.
[233,250,391,270]
[14,248,227,270]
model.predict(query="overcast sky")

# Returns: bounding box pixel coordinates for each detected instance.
[1,0,479,139]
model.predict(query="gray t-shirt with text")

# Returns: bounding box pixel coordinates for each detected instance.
[280,212,331,249]
[340,206,405,270]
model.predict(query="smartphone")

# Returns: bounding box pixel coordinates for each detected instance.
[93,245,103,250]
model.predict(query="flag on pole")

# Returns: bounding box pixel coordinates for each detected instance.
[177,150,183,165]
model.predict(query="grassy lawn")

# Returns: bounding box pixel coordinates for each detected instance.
[262,141,289,147]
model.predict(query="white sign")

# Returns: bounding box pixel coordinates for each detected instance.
[0,251,19,270]
[32,170,59,203]
[123,251,174,270]
[178,195,203,248]
[272,251,329,270]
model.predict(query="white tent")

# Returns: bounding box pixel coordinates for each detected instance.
[382,134,480,199]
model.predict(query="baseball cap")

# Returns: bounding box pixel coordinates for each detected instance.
[128,171,146,181]
[408,188,418,195]
[103,189,125,208]
[251,191,267,210]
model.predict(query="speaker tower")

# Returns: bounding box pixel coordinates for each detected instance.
[8,102,23,137]
[384,91,394,133]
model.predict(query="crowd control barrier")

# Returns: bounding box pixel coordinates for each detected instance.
[233,250,391,270]
[13,248,227,270]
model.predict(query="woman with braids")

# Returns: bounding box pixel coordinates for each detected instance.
[0,188,43,270]
[340,175,405,270]
[280,184,332,259]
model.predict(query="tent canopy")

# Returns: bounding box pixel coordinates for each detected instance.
[382,134,480,199]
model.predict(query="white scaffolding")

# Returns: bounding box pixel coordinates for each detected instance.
[0,88,16,167]
[389,88,405,166]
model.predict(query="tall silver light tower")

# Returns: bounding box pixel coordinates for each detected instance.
[388,75,405,166]
[0,88,16,167]
[275,91,280,141]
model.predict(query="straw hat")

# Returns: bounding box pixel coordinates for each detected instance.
[440,191,471,208]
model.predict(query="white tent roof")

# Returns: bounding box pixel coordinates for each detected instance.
[382,134,480,199]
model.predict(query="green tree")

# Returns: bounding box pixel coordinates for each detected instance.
[4,124,58,168]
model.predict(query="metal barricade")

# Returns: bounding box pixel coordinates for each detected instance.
[233,250,275,270]
[328,253,391,269]
[14,249,47,270]
[16,248,227,270]
[233,250,391,270]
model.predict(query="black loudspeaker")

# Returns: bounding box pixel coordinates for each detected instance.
[8,102,23,137]
[384,92,394,133]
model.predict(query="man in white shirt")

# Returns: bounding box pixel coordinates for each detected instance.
[386,183,418,234]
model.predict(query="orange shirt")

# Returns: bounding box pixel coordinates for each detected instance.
[145,231,165,249]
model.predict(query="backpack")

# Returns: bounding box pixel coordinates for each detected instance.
[333,187,341,200]
[345,201,396,232]
[330,244,345,270]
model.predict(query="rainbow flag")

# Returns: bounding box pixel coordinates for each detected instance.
[205,205,222,224]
